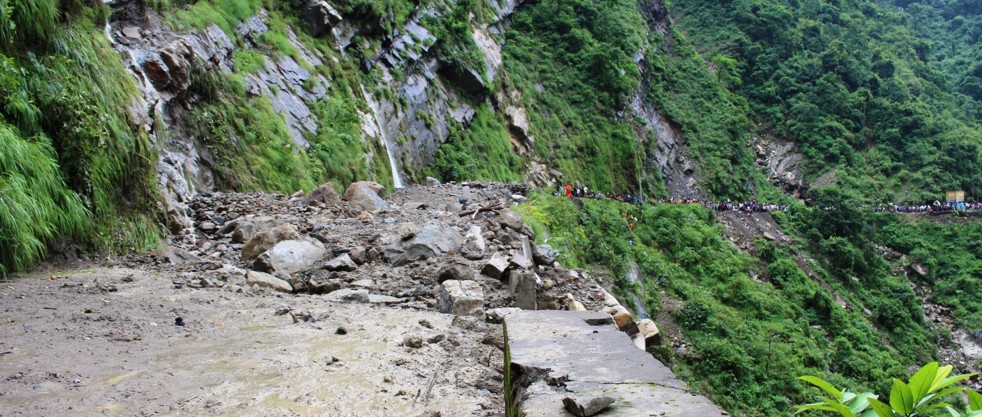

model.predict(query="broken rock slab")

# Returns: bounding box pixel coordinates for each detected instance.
[481,252,510,279]
[324,253,357,272]
[246,270,293,293]
[509,253,534,270]
[562,396,615,417]
[508,270,537,310]
[637,319,661,348]
[438,280,485,320]
[302,182,339,206]
[438,263,475,283]
[462,225,486,260]
[506,311,726,417]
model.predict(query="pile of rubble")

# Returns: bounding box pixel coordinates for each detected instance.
[155,180,659,345]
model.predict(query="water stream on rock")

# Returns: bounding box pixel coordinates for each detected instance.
[626,261,650,320]
[360,85,405,188]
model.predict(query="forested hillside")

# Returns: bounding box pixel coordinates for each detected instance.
[673,0,981,202]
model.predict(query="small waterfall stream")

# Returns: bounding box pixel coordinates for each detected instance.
[626,261,650,320]
[360,86,405,188]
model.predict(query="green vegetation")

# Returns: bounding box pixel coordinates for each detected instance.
[797,362,981,417]
[502,0,650,194]
[672,0,982,201]
[158,2,390,193]
[428,104,525,183]
[518,193,946,416]
[644,28,759,198]
[875,216,982,332]
[1,1,160,275]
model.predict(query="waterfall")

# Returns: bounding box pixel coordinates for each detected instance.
[360,86,405,188]
[626,261,651,320]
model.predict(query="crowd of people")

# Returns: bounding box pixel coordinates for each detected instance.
[553,183,789,213]
[552,183,978,214]
[873,201,982,213]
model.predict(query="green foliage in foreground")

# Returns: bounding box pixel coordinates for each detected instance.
[517,193,939,416]
[797,362,981,417]
[1,3,160,275]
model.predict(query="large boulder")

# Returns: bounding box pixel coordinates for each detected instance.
[303,182,339,207]
[241,223,300,261]
[253,240,326,274]
[228,216,286,244]
[461,225,486,260]
[343,181,388,212]
[382,220,461,266]
[246,271,293,293]
[438,280,485,320]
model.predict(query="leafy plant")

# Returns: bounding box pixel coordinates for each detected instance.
[797,362,980,417]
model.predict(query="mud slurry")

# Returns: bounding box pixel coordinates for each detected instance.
[0,267,504,416]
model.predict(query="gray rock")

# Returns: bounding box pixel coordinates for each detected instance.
[637,319,662,347]
[438,280,485,320]
[324,253,357,272]
[425,176,441,187]
[562,396,615,417]
[231,216,287,244]
[438,263,475,283]
[402,336,424,349]
[241,223,300,261]
[532,244,559,266]
[301,1,343,37]
[303,182,339,206]
[161,246,200,265]
[253,240,326,274]
[246,271,293,293]
[510,254,534,270]
[323,288,370,303]
[508,270,537,310]
[481,252,510,279]
[398,222,417,240]
[497,209,525,232]
[343,181,389,212]
[198,221,217,233]
[349,247,367,265]
[462,225,486,260]
[909,263,928,279]
[382,220,461,266]
[122,26,142,39]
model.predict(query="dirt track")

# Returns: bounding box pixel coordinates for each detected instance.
[0,266,503,417]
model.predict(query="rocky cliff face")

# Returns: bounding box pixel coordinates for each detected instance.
[104,0,718,230]
[105,0,541,230]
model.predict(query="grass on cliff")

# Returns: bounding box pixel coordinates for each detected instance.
[1,4,161,274]
[517,192,938,416]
